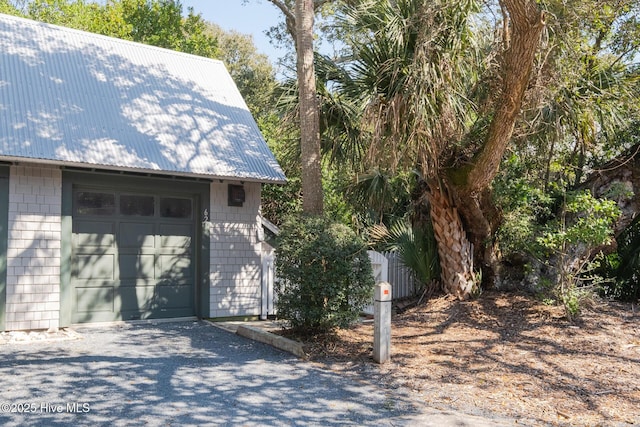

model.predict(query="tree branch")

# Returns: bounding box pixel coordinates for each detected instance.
[464,0,545,195]
[313,0,332,9]
[267,0,295,22]
[267,0,297,40]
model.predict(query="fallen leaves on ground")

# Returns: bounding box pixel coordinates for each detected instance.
[303,292,640,426]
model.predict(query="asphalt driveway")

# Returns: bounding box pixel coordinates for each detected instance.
[0,321,508,427]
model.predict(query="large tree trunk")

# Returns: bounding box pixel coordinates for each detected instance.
[428,181,476,298]
[438,0,545,298]
[463,0,545,194]
[451,186,503,287]
[295,0,324,214]
[268,0,324,215]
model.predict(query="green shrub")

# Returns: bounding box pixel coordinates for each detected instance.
[274,215,375,334]
[536,191,620,252]
[600,216,640,302]
[535,190,620,318]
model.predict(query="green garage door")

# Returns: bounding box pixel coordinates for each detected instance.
[71,188,196,323]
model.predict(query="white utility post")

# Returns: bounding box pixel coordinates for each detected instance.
[373,282,392,364]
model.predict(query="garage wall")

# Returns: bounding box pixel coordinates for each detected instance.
[1,165,265,327]
[5,164,62,331]
[209,181,262,318]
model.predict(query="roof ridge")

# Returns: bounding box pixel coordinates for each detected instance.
[0,12,225,66]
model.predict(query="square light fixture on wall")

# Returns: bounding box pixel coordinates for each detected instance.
[228,184,245,207]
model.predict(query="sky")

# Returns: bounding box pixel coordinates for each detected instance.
[180,0,288,66]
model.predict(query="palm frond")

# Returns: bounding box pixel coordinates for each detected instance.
[331,0,483,177]
[371,218,440,286]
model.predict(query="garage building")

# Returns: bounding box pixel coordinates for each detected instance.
[0,13,286,331]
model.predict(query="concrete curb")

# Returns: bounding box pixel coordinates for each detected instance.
[236,325,306,358]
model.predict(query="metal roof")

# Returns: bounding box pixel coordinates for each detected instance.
[0,13,286,183]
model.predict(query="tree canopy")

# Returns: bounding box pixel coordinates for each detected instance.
[4,0,639,306]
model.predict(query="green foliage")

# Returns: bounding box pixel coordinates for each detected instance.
[261,178,302,227]
[322,165,355,226]
[560,285,590,320]
[21,0,103,30]
[536,191,620,253]
[205,23,277,118]
[600,216,640,302]
[347,169,413,230]
[494,154,557,256]
[274,215,374,334]
[12,0,218,57]
[116,0,217,55]
[370,218,439,293]
[0,0,20,14]
[328,0,483,177]
[261,180,302,227]
[496,150,625,314]
[534,191,620,318]
[259,111,302,226]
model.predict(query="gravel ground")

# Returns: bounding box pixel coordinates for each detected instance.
[0,320,512,427]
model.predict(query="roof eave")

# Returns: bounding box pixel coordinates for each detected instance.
[0,155,287,184]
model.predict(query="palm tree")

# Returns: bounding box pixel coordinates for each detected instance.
[327,0,544,298]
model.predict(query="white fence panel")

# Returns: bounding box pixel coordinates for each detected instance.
[261,244,276,320]
[368,250,389,283]
[383,251,418,300]
[364,251,389,315]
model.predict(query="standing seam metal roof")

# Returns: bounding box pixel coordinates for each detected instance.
[0,13,286,183]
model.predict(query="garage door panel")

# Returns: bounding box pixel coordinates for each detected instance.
[73,254,115,280]
[158,255,192,280]
[119,222,155,248]
[119,284,193,318]
[119,284,154,311]
[158,248,193,258]
[119,254,155,280]
[75,286,115,313]
[73,221,115,248]
[156,284,193,309]
[159,223,192,248]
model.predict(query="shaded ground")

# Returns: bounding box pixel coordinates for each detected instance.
[303,292,640,426]
[1,321,417,427]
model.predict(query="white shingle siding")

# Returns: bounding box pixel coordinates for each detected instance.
[209,181,262,318]
[5,164,61,330]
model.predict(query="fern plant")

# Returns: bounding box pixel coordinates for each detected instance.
[371,218,440,295]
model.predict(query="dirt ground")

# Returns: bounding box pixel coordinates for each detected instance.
[303,292,640,426]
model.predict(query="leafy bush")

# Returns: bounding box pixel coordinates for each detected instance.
[535,190,620,319]
[494,154,557,258]
[536,191,620,252]
[274,216,375,334]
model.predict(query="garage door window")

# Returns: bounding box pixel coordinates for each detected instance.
[75,192,115,215]
[120,194,154,216]
[160,197,192,219]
